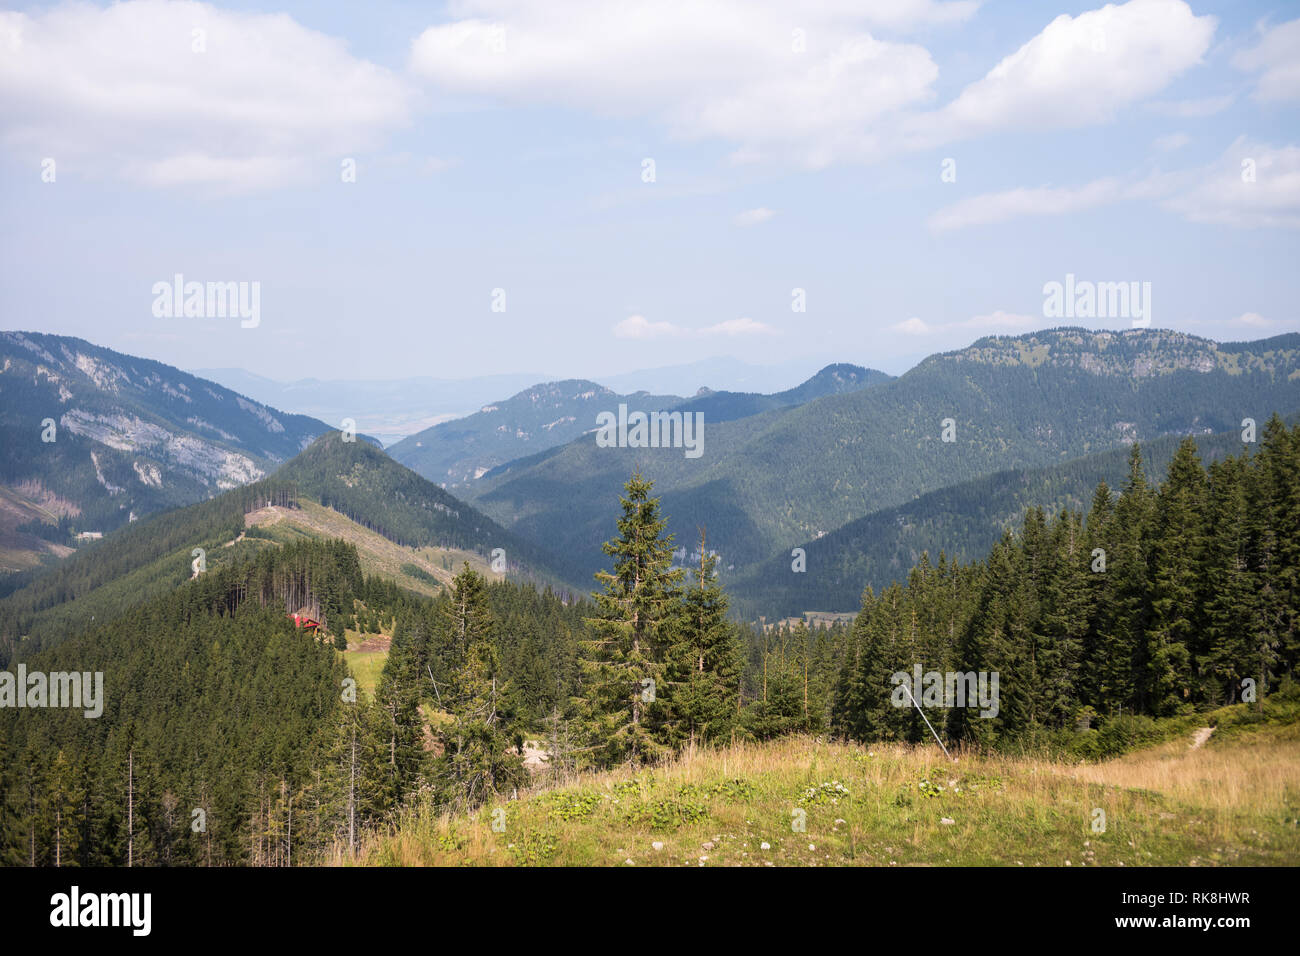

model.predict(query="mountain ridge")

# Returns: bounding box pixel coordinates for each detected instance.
[0,330,334,544]
[461,328,1300,584]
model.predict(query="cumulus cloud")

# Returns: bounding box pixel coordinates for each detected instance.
[409,0,966,168]
[613,314,774,339]
[1234,18,1300,102]
[613,315,680,340]
[409,0,1215,168]
[904,0,1215,149]
[892,317,933,335]
[701,317,774,336]
[0,0,411,191]
[733,207,776,227]
[1162,138,1300,228]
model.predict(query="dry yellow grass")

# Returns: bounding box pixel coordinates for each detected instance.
[337,718,1300,867]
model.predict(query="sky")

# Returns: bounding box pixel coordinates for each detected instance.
[1,0,1297,383]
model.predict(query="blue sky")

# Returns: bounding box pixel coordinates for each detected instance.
[1,0,1297,382]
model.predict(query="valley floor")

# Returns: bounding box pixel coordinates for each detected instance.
[342,707,1300,867]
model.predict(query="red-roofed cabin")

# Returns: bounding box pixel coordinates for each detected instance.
[291,609,322,633]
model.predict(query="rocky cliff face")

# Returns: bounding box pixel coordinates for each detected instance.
[0,330,329,538]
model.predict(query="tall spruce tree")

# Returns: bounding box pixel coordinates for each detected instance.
[1144,438,1203,715]
[371,614,426,810]
[664,529,742,746]
[579,474,683,766]
[438,566,525,808]
[1095,443,1154,715]
[1200,455,1264,705]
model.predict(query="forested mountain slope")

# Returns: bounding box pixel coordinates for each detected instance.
[728,420,1291,618]
[665,363,892,424]
[464,329,1300,582]
[0,433,577,663]
[389,380,683,488]
[389,364,892,489]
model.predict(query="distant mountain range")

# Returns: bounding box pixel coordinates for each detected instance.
[669,364,896,424]
[388,363,892,489]
[461,329,1300,589]
[389,381,684,488]
[194,356,833,447]
[6,327,1299,623]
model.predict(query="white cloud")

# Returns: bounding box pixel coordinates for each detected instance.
[733,207,776,227]
[1234,18,1300,102]
[613,314,774,339]
[930,139,1300,231]
[908,0,1215,148]
[0,0,411,191]
[614,315,680,340]
[1163,138,1300,228]
[701,317,774,336]
[410,0,1214,167]
[928,178,1127,231]
[892,317,933,335]
[409,0,970,167]
[1228,312,1281,329]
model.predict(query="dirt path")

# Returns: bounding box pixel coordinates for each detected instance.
[1190,726,1215,750]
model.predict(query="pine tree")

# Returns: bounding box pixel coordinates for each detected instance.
[47,750,84,867]
[1036,511,1090,727]
[1094,444,1154,715]
[1200,455,1264,705]
[1144,438,1203,715]
[434,562,494,687]
[1255,415,1300,679]
[1080,481,1115,707]
[663,529,742,746]
[322,697,383,859]
[371,612,426,810]
[578,473,683,766]
[438,565,525,808]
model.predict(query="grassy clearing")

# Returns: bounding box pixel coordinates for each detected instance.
[343,699,1300,867]
[248,499,497,597]
[342,632,389,701]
